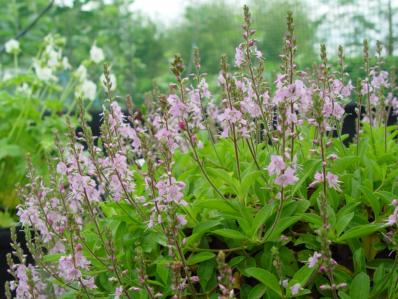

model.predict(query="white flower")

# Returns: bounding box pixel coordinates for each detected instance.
[16,83,32,96]
[2,70,14,80]
[46,45,61,68]
[100,73,117,91]
[34,63,56,82]
[55,0,74,8]
[90,44,105,64]
[62,57,71,70]
[76,80,97,101]
[81,1,100,11]
[281,279,289,288]
[5,39,20,54]
[75,65,87,82]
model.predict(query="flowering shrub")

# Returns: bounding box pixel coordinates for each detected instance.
[6,6,398,299]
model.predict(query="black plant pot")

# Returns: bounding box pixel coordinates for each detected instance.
[0,226,34,296]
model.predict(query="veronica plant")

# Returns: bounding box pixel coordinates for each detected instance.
[7,6,398,299]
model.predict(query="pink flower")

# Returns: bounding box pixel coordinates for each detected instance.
[275,167,298,187]
[11,264,46,298]
[218,72,226,85]
[254,48,263,59]
[290,283,302,295]
[308,251,322,268]
[241,97,261,118]
[326,172,341,191]
[387,202,398,226]
[199,78,211,98]
[235,44,245,66]
[176,214,187,226]
[190,276,200,283]
[371,70,389,89]
[273,86,290,104]
[387,213,397,226]
[115,286,123,299]
[267,155,286,175]
[58,246,91,282]
[341,81,353,97]
[56,162,68,175]
[219,108,243,123]
[59,255,81,281]
[310,171,341,191]
[155,178,187,207]
[332,79,344,95]
[361,80,371,95]
[274,74,287,88]
[322,98,345,120]
[370,94,379,105]
[168,94,187,118]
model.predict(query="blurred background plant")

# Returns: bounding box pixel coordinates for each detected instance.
[0,0,397,225]
[0,31,105,224]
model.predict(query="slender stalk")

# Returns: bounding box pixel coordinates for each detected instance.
[356,81,362,155]
[318,126,338,299]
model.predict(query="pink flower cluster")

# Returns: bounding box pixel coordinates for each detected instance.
[267,155,298,187]
[310,171,341,191]
[58,245,94,288]
[9,264,46,299]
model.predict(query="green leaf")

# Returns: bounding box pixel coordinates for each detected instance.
[187,252,216,265]
[360,186,381,216]
[229,256,246,268]
[244,267,282,296]
[198,260,215,290]
[212,229,247,240]
[207,167,240,194]
[193,199,237,215]
[335,212,355,236]
[247,284,267,299]
[302,213,322,226]
[353,248,366,273]
[251,204,276,237]
[185,220,221,247]
[156,260,170,285]
[240,170,263,198]
[266,216,301,241]
[0,211,15,227]
[42,253,63,263]
[338,223,385,242]
[338,291,351,299]
[0,143,22,159]
[350,272,370,299]
[290,263,317,287]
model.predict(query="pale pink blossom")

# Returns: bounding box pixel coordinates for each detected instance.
[267,155,286,175]
[176,214,187,226]
[235,44,245,66]
[290,283,302,295]
[308,251,322,268]
[310,171,341,191]
[115,286,123,299]
[275,167,298,187]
